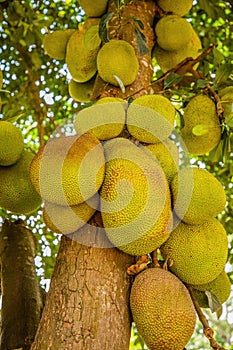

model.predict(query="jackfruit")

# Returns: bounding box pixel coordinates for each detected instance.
[43,193,99,235]
[219,86,233,123]
[126,94,176,143]
[192,270,231,308]
[66,30,100,83]
[155,15,193,52]
[180,94,221,155]
[100,138,172,256]
[68,76,95,102]
[0,150,42,214]
[97,39,139,87]
[74,98,126,140]
[171,167,226,224]
[160,218,228,285]
[0,121,24,166]
[78,0,108,17]
[130,267,196,350]
[43,29,76,60]
[29,133,105,206]
[157,0,193,16]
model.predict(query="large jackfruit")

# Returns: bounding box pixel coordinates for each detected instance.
[171,167,226,224]
[157,0,193,16]
[0,121,24,166]
[43,29,76,60]
[97,39,139,87]
[126,94,176,143]
[180,94,221,155]
[29,133,105,206]
[130,267,196,350]
[100,138,172,256]
[78,0,108,17]
[160,218,228,285]
[0,150,42,214]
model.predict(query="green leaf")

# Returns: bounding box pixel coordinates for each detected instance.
[215,63,233,84]
[208,140,223,163]
[98,12,114,43]
[84,25,101,50]
[134,27,149,55]
[198,0,219,19]
[192,124,209,136]
[213,47,224,65]
[205,291,223,318]
[164,72,183,89]
[130,16,144,30]
[113,75,125,93]
[2,112,25,123]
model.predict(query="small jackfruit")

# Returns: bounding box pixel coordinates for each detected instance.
[126,94,176,143]
[157,0,193,16]
[155,15,193,51]
[78,0,108,17]
[160,218,228,285]
[0,121,24,166]
[97,39,139,87]
[171,167,226,224]
[68,77,95,102]
[130,267,196,350]
[180,94,221,155]
[29,133,105,206]
[100,138,172,256]
[0,150,42,214]
[43,29,76,60]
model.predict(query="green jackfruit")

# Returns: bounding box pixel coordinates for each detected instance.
[43,193,99,235]
[30,133,105,206]
[157,0,193,16]
[43,29,75,60]
[171,167,226,224]
[0,150,42,214]
[68,76,95,102]
[78,0,108,17]
[97,39,139,87]
[155,15,193,51]
[130,268,196,350]
[0,121,24,166]
[126,94,176,143]
[74,98,126,140]
[180,94,221,155]
[160,218,228,285]
[100,138,172,256]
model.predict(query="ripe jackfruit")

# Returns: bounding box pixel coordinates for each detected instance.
[100,138,172,256]
[171,167,226,224]
[155,15,193,52]
[126,94,176,143]
[0,150,42,214]
[29,133,105,206]
[97,39,139,87]
[68,77,95,102]
[43,193,99,235]
[43,29,76,60]
[0,121,24,166]
[160,218,228,285]
[157,0,193,16]
[181,94,221,155]
[130,267,196,350]
[78,0,108,17]
[74,98,126,140]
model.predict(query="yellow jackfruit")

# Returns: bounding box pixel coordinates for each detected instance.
[100,138,172,256]
[130,267,196,350]
[43,29,76,60]
[29,133,105,206]
[171,167,226,224]
[97,39,139,87]
[74,98,126,140]
[68,77,95,102]
[126,94,176,143]
[160,218,228,285]
[43,193,99,235]
[0,150,42,214]
[157,0,193,16]
[180,94,221,155]
[0,121,24,166]
[155,15,193,51]
[78,0,108,17]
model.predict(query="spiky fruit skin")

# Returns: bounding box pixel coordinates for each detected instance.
[180,94,221,155]
[43,29,76,60]
[29,133,105,206]
[0,121,24,166]
[130,268,196,350]
[171,167,226,224]
[43,194,99,235]
[160,218,228,285]
[97,40,139,86]
[157,0,193,16]
[126,94,176,143]
[100,138,172,256]
[0,150,42,214]
[68,77,95,102]
[155,15,193,51]
[78,0,108,17]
